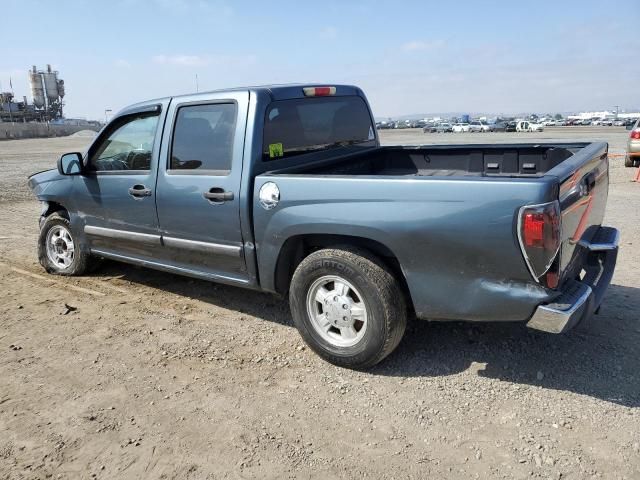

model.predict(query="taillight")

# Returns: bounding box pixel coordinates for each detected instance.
[303,86,336,97]
[518,201,561,287]
[630,129,640,139]
[523,213,545,247]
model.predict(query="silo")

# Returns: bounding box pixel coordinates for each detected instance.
[29,66,45,108]
[43,65,59,102]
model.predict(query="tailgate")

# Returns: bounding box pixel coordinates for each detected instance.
[551,142,609,281]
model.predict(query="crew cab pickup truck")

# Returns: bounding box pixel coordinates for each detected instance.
[28,84,619,369]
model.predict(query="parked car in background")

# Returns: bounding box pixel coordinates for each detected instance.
[505,121,518,132]
[469,121,490,133]
[601,119,613,126]
[489,121,507,132]
[625,118,640,167]
[516,120,544,132]
[431,122,453,133]
[452,123,470,133]
[543,120,557,126]
[376,121,397,130]
[613,119,625,127]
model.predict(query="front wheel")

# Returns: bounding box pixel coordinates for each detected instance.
[289,247,407,369]
[38,212,96,276]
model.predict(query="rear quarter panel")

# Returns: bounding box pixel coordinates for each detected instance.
[253,174,558,322]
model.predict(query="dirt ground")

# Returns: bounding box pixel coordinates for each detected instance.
[1,128,638,479]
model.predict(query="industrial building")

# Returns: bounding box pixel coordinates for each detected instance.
[0,65,65,122]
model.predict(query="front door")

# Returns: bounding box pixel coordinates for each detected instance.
[155,91,249,285]
[75,104,166,259]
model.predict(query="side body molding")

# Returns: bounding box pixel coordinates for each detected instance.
[84,225,160,245]
[84,226,241,257]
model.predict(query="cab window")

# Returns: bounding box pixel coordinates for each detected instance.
[262,96,374,161]
[170,103,237,173]
[88,113,159,172]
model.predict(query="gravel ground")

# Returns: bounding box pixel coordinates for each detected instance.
[0,128,638,479]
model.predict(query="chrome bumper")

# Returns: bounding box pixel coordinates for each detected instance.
[527,226,619,334]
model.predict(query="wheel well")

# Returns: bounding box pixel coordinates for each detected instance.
[42,201,69,219]
[274,234,413,310]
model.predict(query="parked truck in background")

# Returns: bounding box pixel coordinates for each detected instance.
[28,84,619,369]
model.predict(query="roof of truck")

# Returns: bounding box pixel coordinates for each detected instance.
[174,83,362,99]
[118,84,363,116]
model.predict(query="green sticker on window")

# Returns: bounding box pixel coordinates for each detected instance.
[269,142,284,159]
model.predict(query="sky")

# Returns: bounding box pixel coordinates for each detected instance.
[1,0,638,120]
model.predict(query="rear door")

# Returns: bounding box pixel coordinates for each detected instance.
[155,91,249,285]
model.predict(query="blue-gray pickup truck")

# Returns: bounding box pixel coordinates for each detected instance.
[28,84,619,368]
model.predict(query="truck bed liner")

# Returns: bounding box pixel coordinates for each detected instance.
[285,144,580,178]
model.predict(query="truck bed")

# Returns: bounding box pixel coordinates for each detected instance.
[256,141,610,323]
[276,144,583,178]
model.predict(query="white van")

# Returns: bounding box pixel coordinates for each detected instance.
[516,120,544,132]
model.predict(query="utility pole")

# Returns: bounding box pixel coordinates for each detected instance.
[195,74,199,93]
[104,109,112,124]
[613,105,620,119]
[9,77,15,124]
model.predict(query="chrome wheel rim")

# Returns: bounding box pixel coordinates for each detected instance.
[46,225,75,269]
[306,275,367,347]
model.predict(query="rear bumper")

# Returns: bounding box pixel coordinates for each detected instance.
[526,226,619,334]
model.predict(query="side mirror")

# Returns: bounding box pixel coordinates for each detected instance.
[58,152,83,175]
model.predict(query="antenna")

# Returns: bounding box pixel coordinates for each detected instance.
[195,74,199,93]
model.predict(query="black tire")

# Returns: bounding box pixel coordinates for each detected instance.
[38,212,96,276]
[289,247,407,369]
[625,155,636,168]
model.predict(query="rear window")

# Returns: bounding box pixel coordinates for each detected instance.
[262,96,374,160]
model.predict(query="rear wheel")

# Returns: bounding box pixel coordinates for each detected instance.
[289,247,407,369]
[625,155,638,168]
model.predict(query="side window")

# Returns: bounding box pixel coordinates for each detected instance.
[89,113,159,172]
[170,103,237,173]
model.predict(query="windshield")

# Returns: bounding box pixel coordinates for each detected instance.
[263,96,374,160]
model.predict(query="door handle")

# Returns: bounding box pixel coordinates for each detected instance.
[128,184,152,198]
[203,188,234,203]
[578,172,596,197]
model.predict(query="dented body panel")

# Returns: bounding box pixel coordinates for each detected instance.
[252,173,558,321]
